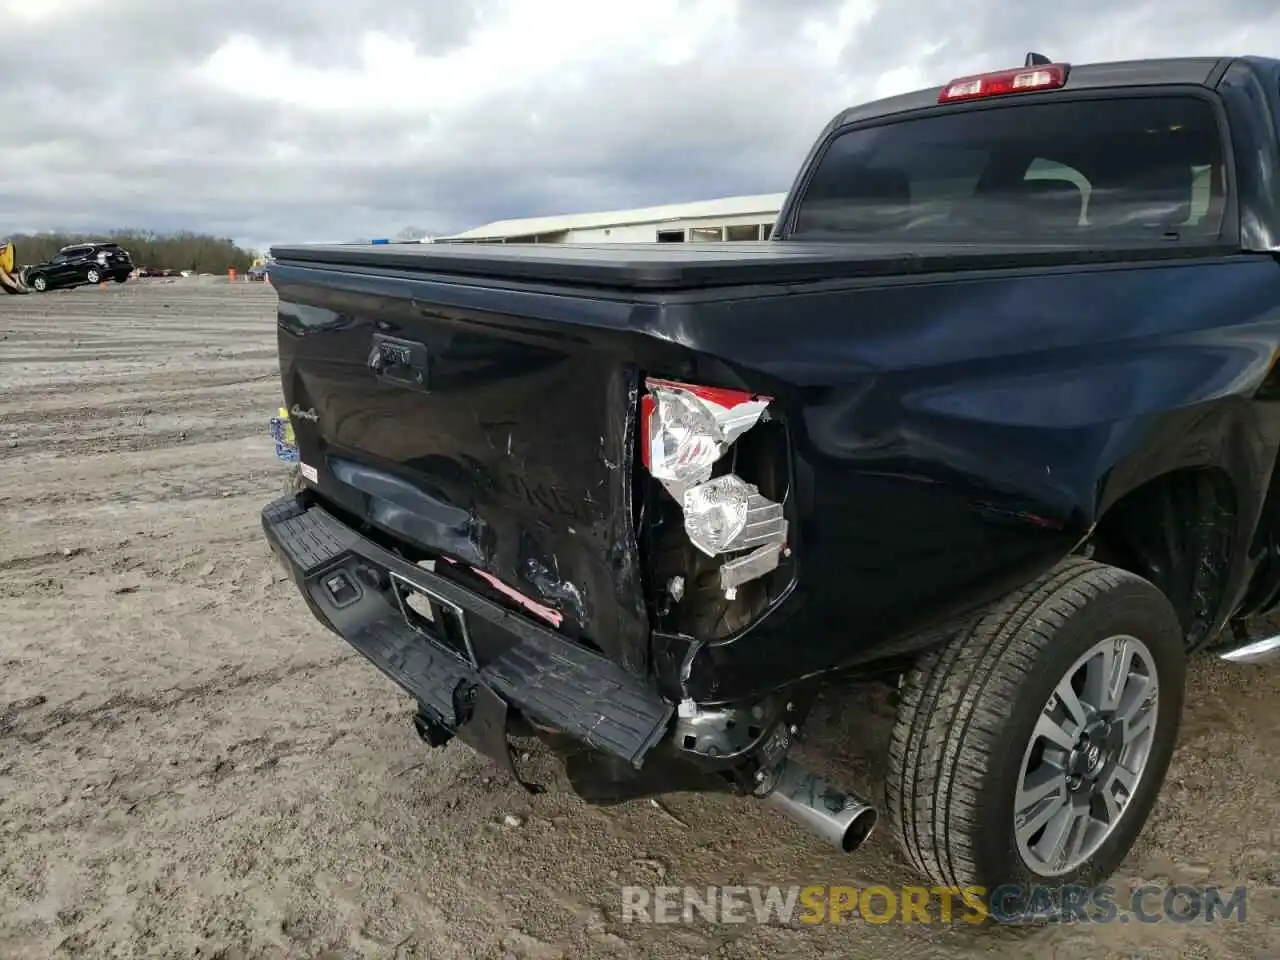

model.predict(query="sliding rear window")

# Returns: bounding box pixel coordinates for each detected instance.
[790,95,1227,243]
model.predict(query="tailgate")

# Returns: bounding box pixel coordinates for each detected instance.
[271,261,650,671]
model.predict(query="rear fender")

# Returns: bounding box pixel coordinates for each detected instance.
[649,259,1280,701]
[1094,350,1280,640]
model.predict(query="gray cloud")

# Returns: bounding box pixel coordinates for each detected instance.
[838,0,1280,81]
[1,0,1276,250]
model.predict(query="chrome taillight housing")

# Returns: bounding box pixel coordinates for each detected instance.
[640,377,787,596]
[641,378,770,494]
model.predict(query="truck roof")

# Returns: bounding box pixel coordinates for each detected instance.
[836,56,1265,127]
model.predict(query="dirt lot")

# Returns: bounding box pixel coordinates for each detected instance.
[0,280,1276,959]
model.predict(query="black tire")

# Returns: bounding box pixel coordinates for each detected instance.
[114,276,128,284]
[885,557,1186,897]
[28,273,47,293]
[85,267,101,284]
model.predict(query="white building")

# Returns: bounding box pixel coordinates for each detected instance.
[436,193,787,244]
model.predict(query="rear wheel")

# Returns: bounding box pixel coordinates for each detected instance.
[29,273,47,292]
[885,558,1185,902]
[85,267,101,284]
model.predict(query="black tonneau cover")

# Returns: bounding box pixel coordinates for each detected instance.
[269,240,1230,292]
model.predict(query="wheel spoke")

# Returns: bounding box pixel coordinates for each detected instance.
[1054,677,1090,731]
[1037,801,1085,869]
[1116,674,1154,724]
[1107,763,1138,796]
[1017,787,1069,843]
[1081,642,1117,713]
[1100,783,1124,824]
[1062,811,1092,868]
[1115,637,1140,703]
[1034,713,1076,752]
[1103,638,1134,712]
[1122,703,1156,746]
[1017,764,1066,813]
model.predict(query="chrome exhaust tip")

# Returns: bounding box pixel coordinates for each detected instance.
[1219,633,1280,665]
[760,758,878,853]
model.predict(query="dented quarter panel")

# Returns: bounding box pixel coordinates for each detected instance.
[271,246,1280,705]
[643,257,1280,701]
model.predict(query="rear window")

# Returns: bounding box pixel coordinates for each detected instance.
[791,95,1227,243]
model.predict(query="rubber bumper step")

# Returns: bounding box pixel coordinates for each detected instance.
[262,496,673,767]
[485,632,672,765]
[348,615,476,728]
[262,495,354,575]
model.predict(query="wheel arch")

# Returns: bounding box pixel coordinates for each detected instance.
[1090,466,1239,648]
[1086,384,1280,650]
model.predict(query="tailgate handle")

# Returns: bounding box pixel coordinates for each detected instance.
[368,334,429,389]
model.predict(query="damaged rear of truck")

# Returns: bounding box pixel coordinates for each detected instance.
[262,54,1280,894]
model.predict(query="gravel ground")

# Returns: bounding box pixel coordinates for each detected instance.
[0,280,1276,959]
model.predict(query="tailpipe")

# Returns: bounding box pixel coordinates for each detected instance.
[760,758,878,853]
[1219,633,1280,665]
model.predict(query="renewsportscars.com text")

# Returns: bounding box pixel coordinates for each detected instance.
[620,884,1249,925]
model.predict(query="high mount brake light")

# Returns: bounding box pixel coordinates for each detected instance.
[938,63,1067,103]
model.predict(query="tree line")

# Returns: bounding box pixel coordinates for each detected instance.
[7,230,260,274]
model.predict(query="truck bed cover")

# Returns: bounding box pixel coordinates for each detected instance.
[269,240,1229,292]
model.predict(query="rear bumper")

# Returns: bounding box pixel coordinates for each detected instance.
[261,495,674,769]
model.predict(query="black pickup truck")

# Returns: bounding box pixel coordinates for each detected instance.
[262,54,1280,895]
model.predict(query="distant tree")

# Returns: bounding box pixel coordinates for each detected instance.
[6,229,258,274]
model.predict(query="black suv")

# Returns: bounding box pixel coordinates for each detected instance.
[24,242,133,292]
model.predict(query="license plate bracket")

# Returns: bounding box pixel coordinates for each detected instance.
[390,572,477,667]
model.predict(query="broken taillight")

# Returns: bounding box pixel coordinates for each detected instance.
[641,378,771,490]
[640,377,787,595]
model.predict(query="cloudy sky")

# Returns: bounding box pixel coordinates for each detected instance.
[1,0,1274,251]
